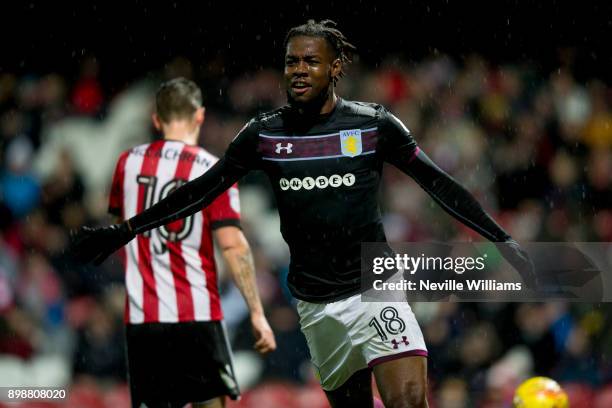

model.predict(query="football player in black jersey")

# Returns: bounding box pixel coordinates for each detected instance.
[73,19,535,408]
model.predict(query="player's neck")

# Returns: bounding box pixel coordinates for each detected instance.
[162,123,199,146]
[320,92,338,115]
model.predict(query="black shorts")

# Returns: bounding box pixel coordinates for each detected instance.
[126,320,240,408]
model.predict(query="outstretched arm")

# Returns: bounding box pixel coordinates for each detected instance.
[215,226,276,354]
[379,109,536,287]
[380,109,511,242]
[396,149,511,242]
[396,149,536,288]
[127,157,246,234]
[71,119,261,265]
[72,158,247,265]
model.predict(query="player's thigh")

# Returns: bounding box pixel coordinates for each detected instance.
[372,356,428,408]
[324,367,374,408]
[355,301,427,366]
[298,299,370,391]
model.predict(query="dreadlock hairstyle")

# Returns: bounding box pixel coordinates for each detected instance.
[284,19,357,86]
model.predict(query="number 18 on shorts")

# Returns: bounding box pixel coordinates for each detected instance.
[297,294,427,391]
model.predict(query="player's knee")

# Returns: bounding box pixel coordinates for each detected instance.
[383,379,427,408]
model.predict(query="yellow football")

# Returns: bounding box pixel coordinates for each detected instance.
[513,377,569,407]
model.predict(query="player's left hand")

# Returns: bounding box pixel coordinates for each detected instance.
[498,239,538,290]
[70,223,135,265]
[250,313,276,354]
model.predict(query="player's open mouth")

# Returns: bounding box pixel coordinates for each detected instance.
[291,82,311,95]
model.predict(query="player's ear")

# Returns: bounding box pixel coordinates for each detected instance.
[152,113,162,131]
[195,107,205,126]
[331,58,342,81]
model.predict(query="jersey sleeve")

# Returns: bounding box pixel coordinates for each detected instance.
[127,120,258,235]
[378,108,419,167]
[108,150,129,217]
[377,107,511,242]
[398,147,512,243]
[224,118,262,171]
[206,183,242,230]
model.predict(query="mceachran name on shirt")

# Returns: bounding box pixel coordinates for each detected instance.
[373,279,523,292]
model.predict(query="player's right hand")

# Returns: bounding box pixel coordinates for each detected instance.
[250,313,277,354]
[70,223,135,265]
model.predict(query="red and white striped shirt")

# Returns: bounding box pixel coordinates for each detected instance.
[108,140,241,324]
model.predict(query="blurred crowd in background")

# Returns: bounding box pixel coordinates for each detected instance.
[0,50,611,408]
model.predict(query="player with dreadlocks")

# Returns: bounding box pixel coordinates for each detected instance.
[72,19,536,408]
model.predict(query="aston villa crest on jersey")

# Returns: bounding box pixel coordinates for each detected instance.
[340,129,362,157]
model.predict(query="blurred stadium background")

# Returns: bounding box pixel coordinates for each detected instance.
[1,2,611,407]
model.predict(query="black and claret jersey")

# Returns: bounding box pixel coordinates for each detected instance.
[128,98,512,303]
[225,98,420,301]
